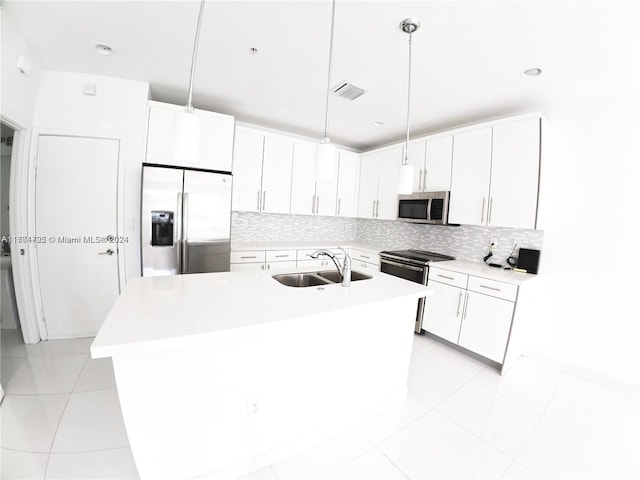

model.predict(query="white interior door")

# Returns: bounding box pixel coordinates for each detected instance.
[35,135,120,339]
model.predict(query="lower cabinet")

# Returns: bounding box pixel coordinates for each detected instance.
[425,266,517,364]
[350,248,380,271]
[457,291,515,363]
[230,250,297,272]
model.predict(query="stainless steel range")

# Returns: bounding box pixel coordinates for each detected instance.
[379,249,455,333]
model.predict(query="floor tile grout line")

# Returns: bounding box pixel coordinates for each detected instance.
[373,444,412,480]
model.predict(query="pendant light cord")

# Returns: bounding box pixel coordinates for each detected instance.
[322,0,336,142]
[403,30,413,165]
[186,0,206,113]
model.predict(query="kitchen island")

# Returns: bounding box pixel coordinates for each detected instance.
[91,267,430,480]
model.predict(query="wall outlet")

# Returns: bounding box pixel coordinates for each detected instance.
[246,396,259,418]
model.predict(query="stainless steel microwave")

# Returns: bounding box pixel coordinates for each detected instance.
[397,191,452,225]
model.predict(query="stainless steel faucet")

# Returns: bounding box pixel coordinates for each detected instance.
[310,247,352,287]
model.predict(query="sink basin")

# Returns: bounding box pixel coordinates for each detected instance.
[272,273,331,288]
[316,270,373,283]
[272,270,373,287]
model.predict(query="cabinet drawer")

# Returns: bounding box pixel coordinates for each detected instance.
[467,276,518,302]
[266,250,297,262]
[351,249,380,266]
[230,250,266,264]
[429,268,468,289]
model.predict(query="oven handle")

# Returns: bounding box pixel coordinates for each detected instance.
[380,258,425,272]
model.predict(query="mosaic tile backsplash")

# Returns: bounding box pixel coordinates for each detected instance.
[231,212,544,263]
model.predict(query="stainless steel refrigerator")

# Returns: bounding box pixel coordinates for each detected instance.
[141,165,232,276]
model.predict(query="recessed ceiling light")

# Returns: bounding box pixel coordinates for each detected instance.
[249,47,258,54]
[372,121,384,127]
[95,43,113,55]
[521,67,542,78]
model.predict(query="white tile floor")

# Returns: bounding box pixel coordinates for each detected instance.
[2,329,639,480]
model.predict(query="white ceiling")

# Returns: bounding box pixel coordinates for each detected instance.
[3,1,640,150]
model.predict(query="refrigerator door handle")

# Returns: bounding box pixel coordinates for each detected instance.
[182,192,189,274]
[176,192,182,272]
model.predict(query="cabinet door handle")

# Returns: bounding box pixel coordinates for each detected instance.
[372,200,376,217]
[479,284,501,291]
[240,255,257,259]
[436,274,454,280]
[274,254,290,258]
[419,169,423,192]
[481,197,486,224]
[375,200,380,217]
[488,197,494,225]
[463,293,470,319]
[423,168,428,191]
[262,191,266,211]
[257,190,261,211]
[361,255,370,259]
[261,264,265,270]
[267,263,270,270]
[312,195,316,214]
[456,291,463,317]
[337,198,341,216]
[316,196,320,214]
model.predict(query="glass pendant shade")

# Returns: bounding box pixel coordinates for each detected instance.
[315,140,337,181]
[397,163,415,194]
[173,111,200,165]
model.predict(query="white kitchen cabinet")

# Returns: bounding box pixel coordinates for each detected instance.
[261,137,294,214]
[448,128,493,225]
[290,141,337,216]
[145,101,234,172]
[488,118,540,228]
[232,127,294,214]
[424,136,454,191]
[406,141,426,193]
[406,136,453,193]
[377,147,402,220]
[335,151,359,218]
[357,146,401,220]
[457,291,515,363]
[422,280,465,344]
[448,117,540,229]
[230,249,296,272]
[424,266,517,365]
[357,152,381,219]
[232,129,264,212]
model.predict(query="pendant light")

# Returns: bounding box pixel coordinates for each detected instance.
[173,0,206,165]
[397,18,420,194]
[315,0,337,182]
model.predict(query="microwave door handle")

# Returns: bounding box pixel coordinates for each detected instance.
[426,198,432,221]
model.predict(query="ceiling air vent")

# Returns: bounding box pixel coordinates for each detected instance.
[332,82,365,101]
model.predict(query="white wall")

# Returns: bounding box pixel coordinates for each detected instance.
[528,93,640,386]
[33,71,150,283]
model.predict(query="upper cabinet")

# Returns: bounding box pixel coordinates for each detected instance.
[145,101,234,172]
[449,116,541,229]
[232,127,293,214]
[290,141,337,216]
[357,146,401,220]
[406,136,453,193]
[335,151,359,218]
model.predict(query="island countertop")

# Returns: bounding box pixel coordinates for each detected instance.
[91,268,431,359]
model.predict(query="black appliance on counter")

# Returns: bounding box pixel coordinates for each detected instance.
[379,249,455,333]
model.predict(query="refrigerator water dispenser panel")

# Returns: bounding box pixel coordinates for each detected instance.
[151,211,174,246]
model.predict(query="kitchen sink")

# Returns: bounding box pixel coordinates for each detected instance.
[316,270,372,283]
[272,273,331,288]
[272,270,372,288]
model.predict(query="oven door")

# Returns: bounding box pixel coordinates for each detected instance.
[380,257,428,284]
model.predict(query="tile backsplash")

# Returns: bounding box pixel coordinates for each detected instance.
[232,212,544,262]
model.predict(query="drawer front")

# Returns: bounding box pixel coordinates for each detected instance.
[467,275,518,302]
[266,250,297,262]
[230,250,266,264]
[429,267,468,289]
[230,262,266,272]
[351,249,380,266]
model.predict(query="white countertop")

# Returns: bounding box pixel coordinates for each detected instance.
[430,259,538,285]
[231,241,385,253]
[91,267,430,359]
